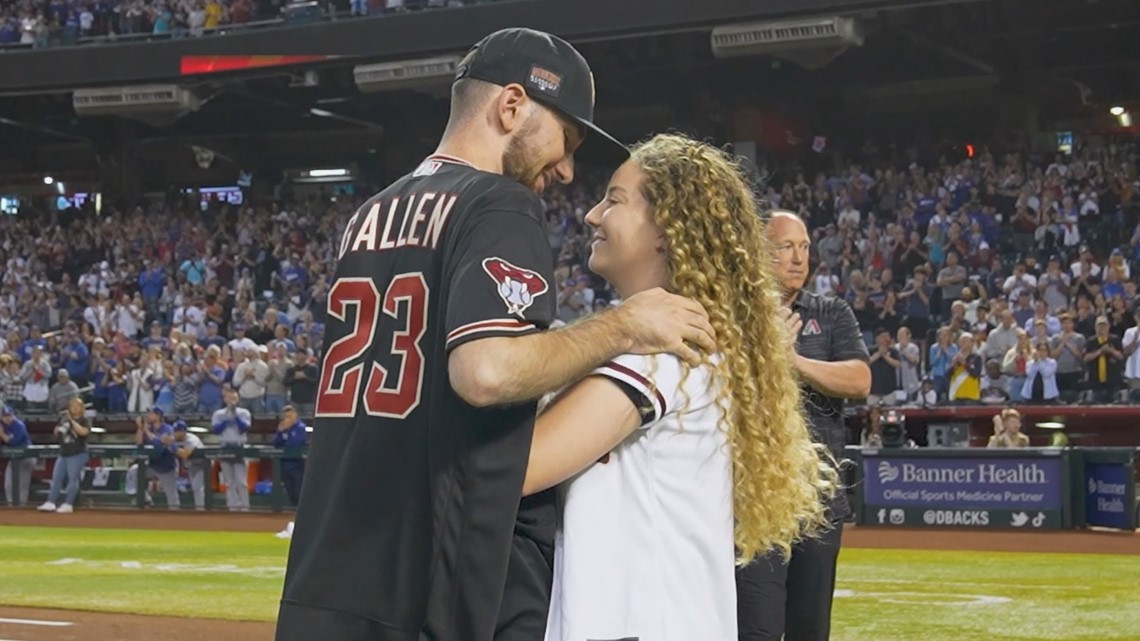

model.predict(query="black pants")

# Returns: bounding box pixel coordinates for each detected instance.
[736,522,844,641]
[494,532,554,641]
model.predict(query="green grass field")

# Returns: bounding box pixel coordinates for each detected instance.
[0,526,1137,640]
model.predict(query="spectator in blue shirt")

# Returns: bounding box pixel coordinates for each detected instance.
[18,327,46,363]
[133,407,179,509]
[928,326,959,400]
[197,346,226,414]
[140,322,169,352]
[212,386,251,511]
[1,405,34,506]
[198,322,227,350]
[272,405,307,507]
[62,331,90,386]
[138,262,166,309]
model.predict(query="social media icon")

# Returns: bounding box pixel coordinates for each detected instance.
[889,509,905,525]
[1011,512,1029,527]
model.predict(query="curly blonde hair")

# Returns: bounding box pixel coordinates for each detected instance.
[630,133,837,563]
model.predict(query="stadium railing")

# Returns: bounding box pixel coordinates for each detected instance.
[1,444,306,513]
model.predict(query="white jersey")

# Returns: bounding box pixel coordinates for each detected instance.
[545,354,736,641]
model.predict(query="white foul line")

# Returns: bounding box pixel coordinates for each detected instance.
[0,618,74,627]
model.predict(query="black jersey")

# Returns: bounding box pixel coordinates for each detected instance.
[276,154,557,641]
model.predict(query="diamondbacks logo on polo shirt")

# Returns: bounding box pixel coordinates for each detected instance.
[527,65,562,97]
[802,319,822,336]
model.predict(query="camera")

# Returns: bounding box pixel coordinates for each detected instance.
[880,409,908,448]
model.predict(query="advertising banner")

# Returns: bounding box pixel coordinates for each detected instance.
[1083,462,1132,530]
[860,452,1066,529]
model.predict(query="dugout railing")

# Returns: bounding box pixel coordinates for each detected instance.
[1,444,306,513]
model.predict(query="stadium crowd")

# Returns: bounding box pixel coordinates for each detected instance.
[547,137,1140,406]
[0,0,493,47]
[0,137,1138,425]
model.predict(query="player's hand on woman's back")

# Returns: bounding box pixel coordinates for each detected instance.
[614,288,716,366]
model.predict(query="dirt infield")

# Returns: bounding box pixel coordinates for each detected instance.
[0,507,1137,641]
[0,606,273,641]
[843,524,1140,555]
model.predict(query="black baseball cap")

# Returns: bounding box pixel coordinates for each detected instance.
[455,28,628,167]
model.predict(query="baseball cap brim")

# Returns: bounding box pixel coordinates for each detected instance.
[521,90,627,167]
[572,117,629,167]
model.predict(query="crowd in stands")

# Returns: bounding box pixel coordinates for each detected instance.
[0,137,1138,427]
[0,195,344,418]
[548,137,1140,407]
[759,138,1140,406]
[0,0,494,47]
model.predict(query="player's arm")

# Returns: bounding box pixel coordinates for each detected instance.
[793,299,871,399]
[451,311,634,407]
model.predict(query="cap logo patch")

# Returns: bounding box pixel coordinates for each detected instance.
[527,65,562,97]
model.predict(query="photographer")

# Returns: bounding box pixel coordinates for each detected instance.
[987,408,1030,448]
[36,397,90,513]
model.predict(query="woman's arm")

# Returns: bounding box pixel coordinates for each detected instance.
[522,375,644,497]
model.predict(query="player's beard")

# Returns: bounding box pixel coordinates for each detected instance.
[501,116,545,193]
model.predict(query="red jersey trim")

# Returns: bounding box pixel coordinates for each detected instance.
[426,153,476,168]
[446,318,536,345]
[598,361,668,420]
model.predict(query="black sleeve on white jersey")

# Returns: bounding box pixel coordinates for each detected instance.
[612,379,656,427]
[443,198,556,351]
[590,354,679,426]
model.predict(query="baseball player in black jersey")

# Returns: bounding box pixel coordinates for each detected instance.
[735,211,871,641]
[275,28,716,641]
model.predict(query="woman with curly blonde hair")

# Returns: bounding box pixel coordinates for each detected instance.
[523,133,836,641]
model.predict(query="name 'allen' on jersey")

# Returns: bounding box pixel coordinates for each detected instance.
[339,190,460,257]
[278,154,559,641]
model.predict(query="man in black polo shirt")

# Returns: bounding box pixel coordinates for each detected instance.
[736,211,871,641]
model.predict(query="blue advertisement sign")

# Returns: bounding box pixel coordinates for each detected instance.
[862,456,1063,510]
[1084,463,1131,530]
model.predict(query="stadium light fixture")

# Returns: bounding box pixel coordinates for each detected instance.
[89,426,107,434]
[43,176,54,185]
[1036,421,1065,430]
[309,108,334,118]
[1109,106,1125,116]
[307,168,348,178]
[187,426,209,434]
[305,425,314,433]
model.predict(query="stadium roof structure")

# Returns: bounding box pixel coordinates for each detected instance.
[0,0,1137,190]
